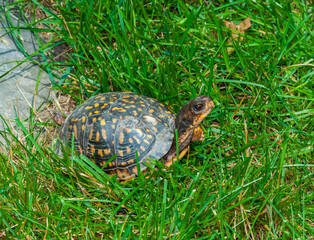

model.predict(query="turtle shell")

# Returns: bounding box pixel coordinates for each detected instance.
[60,92,175,180]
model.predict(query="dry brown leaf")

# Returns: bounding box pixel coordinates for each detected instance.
[224,17,252,53]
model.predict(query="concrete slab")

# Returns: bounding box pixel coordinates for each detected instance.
[0,1,51,131]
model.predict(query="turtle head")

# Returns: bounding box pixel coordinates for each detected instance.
[163,95,215,163]
[175,95,215,132]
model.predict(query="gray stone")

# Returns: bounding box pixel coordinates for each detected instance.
[0,1,51,132]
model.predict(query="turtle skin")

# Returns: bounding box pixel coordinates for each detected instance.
[59,92,176,180]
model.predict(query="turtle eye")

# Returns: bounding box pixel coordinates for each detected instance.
[192,103,205,113]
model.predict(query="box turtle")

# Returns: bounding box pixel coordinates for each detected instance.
[59,92,215,180]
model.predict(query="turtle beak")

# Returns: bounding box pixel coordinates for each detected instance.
[207,99,215,110]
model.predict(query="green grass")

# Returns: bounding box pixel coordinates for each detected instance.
[0,0,313,239]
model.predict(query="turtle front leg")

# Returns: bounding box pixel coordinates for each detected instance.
[164,145,190,167]
[192,126,204,141]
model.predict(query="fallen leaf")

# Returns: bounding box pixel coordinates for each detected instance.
[224,17,252,53]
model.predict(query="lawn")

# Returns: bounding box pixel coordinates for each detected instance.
[0,0,313,239]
